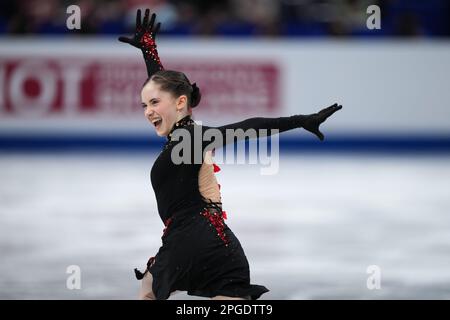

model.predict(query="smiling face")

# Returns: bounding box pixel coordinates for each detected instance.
[141,80,189,137]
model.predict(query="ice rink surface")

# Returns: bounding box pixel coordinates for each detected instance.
[1,151,449,299]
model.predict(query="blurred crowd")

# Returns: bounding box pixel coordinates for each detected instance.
[0,0,449,37]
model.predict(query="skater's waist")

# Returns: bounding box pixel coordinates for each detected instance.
[160,199,223,222]
[161,201,225,229]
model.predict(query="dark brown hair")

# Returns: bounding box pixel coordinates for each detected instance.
[143,70,201,108]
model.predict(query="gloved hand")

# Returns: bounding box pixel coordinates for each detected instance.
[118,8,164,77]
[300,103,342,141]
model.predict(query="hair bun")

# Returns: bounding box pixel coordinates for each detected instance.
[190,82,202,108]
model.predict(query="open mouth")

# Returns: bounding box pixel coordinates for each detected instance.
[152,118,162,129]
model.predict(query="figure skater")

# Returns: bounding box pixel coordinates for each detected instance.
[118,9,342,300]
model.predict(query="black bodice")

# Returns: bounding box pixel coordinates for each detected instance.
[150,114,306,222]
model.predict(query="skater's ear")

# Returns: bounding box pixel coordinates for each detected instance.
[176,95,188,112]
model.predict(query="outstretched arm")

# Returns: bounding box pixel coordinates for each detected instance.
[118,9,164,78]
[201,103,342,150]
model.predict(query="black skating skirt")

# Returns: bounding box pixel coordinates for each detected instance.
[135,205,269,300]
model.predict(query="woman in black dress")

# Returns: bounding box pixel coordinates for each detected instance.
[119,9,342,300]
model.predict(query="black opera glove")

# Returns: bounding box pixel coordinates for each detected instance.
[118,8,164,77]
[295,103,343,141]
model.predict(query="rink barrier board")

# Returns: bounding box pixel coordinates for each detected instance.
[1,134,449,153]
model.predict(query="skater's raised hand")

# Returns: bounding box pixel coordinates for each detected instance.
[118,8,161,49]
[301,103,342,141]
[118,8,164,77]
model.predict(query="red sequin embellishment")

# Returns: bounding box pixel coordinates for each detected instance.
[213,163,221,172]
[140,32,163,70]
[162,217,173,238]
[201,208,228,244]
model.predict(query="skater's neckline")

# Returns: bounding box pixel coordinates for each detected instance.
[167,115,195,141]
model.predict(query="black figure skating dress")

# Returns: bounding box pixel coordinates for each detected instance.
[135,113,308,300]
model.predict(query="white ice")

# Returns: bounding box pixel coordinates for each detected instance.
[1,152,449,299]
